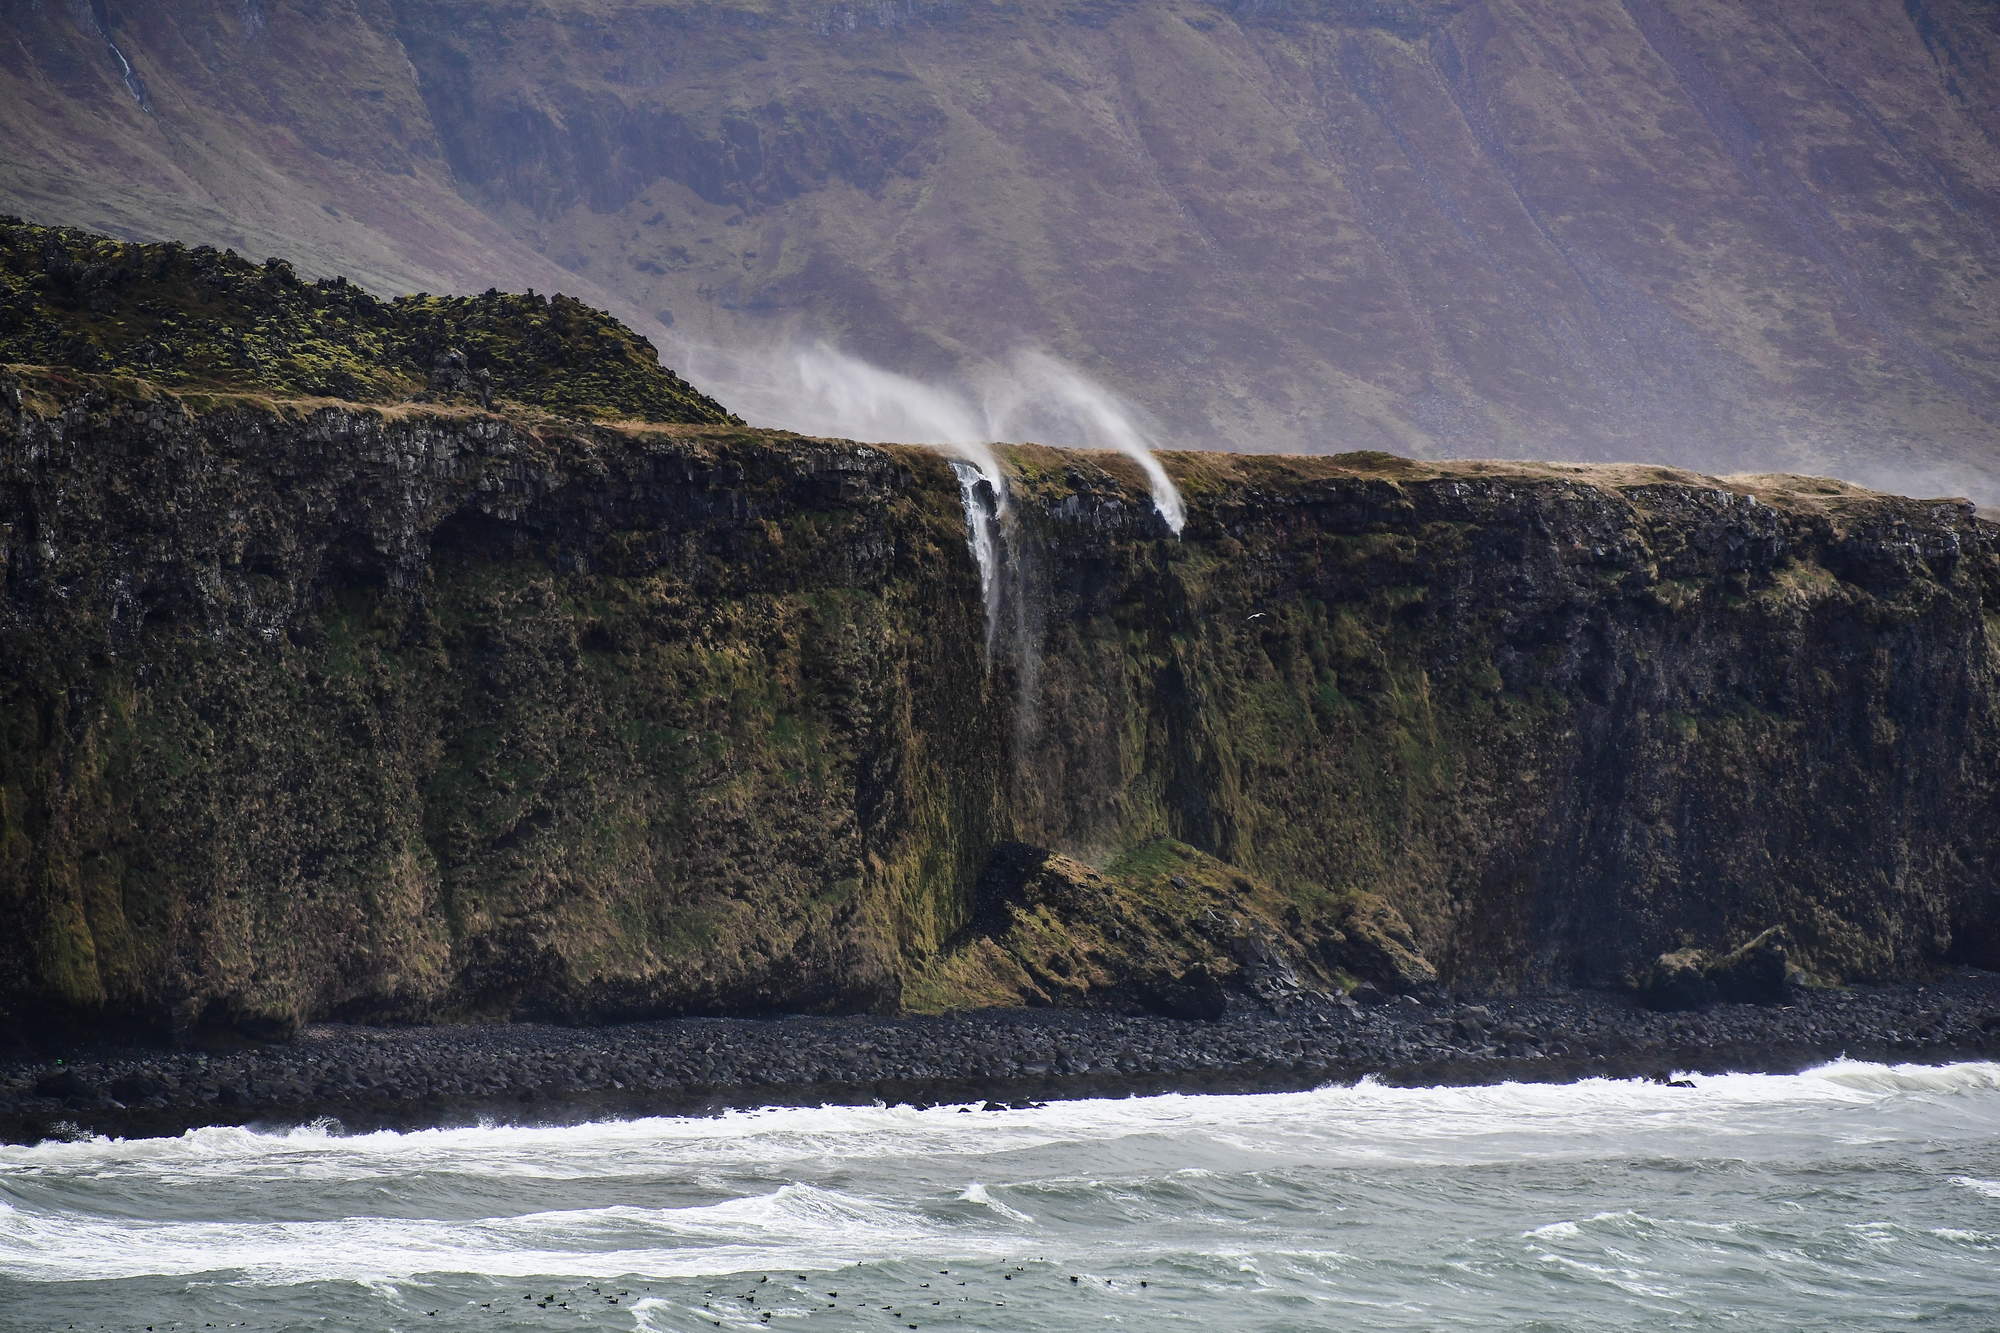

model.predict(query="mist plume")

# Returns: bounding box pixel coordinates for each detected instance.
[681,338,1185,535]
[982,349,1186,535]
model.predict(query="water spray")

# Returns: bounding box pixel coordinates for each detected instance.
[947,461,1004,659]
[675,336,1183,535]
[663,337,1185,670]
[985,349,1185,536]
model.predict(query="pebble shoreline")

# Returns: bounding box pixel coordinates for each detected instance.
[6,973,1999,1144]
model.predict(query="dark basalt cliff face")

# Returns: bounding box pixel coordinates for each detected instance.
[3,365,1997,1039]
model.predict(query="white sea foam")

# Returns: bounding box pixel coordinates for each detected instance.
[4,1061,1997,1301]
[0,1101,1072,1182]
[0,1182,955,1284]
[1810,1059,2000,1095]
[958,1182,1035,1225]
[8,1061,1998,1181]
[1932,1228,1999,1247]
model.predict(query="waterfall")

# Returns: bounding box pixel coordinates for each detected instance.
[67,1,148,108]
[666,338,1187,537]
[985,349,1186,536]
[949,460,1005,661]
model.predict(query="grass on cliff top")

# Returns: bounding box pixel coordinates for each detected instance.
[0,218,737,425]
[989,440,1949,521]
[1157,449,1958,511]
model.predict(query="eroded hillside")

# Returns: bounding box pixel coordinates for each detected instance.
[0,220,735,423]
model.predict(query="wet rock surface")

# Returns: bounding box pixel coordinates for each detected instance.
[5,973,1997,1145]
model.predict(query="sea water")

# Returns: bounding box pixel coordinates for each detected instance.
[3,1061,1998,1331]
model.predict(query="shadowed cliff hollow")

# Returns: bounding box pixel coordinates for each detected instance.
[4,349,1998,1037]
[5,0,1999,501]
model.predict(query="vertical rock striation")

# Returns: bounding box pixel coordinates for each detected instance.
[2,369,1996,1037]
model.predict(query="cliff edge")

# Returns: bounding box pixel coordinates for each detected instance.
[3,357,1997,1040]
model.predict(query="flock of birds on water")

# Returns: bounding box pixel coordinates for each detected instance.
[73,1262,1161,1330]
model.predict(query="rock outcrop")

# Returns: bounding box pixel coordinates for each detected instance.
[3,364,1998,1039]
[1636,949,1715,1013]
[0,220,734,425]
[1708,928,1792,1006]
[1640,927,1796,1011]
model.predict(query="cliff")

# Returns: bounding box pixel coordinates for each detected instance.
[7,0,2000,500]
[4,362,1997,1040]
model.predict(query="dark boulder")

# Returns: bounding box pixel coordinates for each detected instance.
[1231,931,1309,1008]
[1708,927,1790,1004]
[34,1069,102,1101]
[1139,965,1227,1021]
[1637,948,1711,1011]
[1639,928,1794,1010]
[108,1074,165,1102]
[1315,894,1440,998]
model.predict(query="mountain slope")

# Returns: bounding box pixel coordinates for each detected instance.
[4,2,1999,485]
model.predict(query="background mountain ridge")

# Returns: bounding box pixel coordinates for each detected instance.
[6,0,1998,499]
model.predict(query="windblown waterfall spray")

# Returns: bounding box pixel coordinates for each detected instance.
[662,338,1185,663]
[949,460,1004,659]
[986,349,1186,536]
[673,337,1184,534]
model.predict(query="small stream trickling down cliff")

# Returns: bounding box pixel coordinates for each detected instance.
[950,459,1006,661]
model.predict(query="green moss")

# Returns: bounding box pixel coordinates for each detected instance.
[0,218,736,424]
[0,364,1988,1026]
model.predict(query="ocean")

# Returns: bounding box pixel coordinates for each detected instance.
[4,1061,1998,1331]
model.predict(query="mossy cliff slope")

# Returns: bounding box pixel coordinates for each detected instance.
[0,220,734,425]
[2,369,1997,1036]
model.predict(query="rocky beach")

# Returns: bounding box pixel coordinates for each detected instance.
[8,10,2000,1323]
[8,974,1998,1146]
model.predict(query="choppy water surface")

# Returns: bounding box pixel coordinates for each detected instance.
[4,1061,1998,1331]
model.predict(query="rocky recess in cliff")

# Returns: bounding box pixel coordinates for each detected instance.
[4,347,1998,1045]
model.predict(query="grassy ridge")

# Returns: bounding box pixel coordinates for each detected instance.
[0,219,736,425]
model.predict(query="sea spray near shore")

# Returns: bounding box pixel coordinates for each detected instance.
[4,1062,1999,1329]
